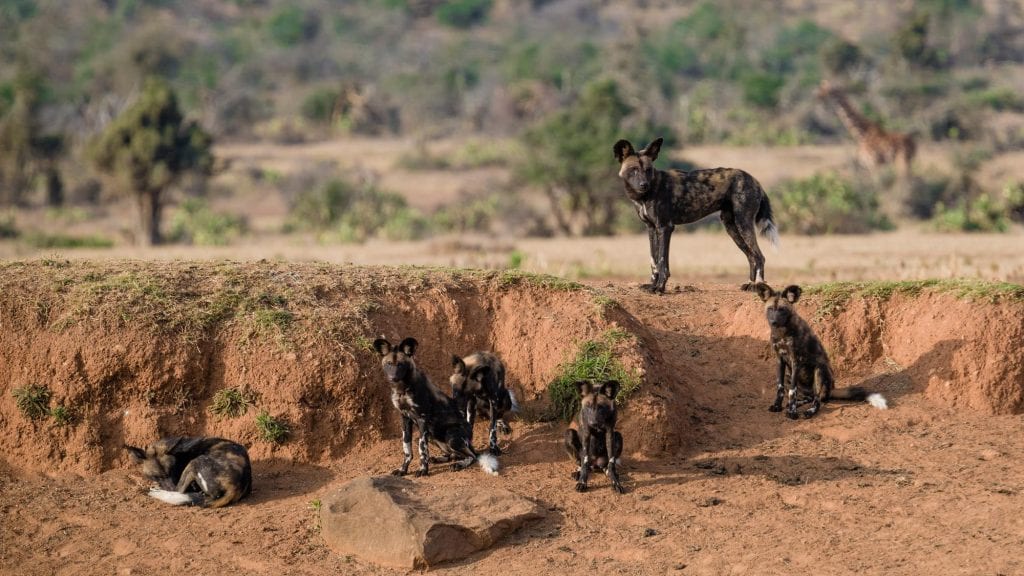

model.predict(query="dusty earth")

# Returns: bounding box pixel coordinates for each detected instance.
[1,261,1024,575]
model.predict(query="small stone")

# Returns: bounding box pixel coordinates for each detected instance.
[643,528,658,537]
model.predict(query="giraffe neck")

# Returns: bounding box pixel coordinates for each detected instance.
[827,92,877,141]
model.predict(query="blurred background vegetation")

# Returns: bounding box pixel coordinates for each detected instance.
[0,0,1023,248]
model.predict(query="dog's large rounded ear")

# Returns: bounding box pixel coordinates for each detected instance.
[575,380,594,397]
[755,282,774,302]
[782,285,802,304]
[451,355,467,375]
[373,338,392,356]
[125,445,146,463]
[640,137,664,161]
[613,139,636,163]
[398,337,418,356]
[600,380,620,401]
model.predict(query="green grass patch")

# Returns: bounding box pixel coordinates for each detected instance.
[255,410,290,443]
[208,387,253,419]
[24,232,114,249]
[12,384,51,420]
[49,405,73,427]
[547,329,642,422]
[806,279,1024,317]
[497,270,584,292]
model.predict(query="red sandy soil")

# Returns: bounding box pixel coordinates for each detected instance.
[1,262,1023,575]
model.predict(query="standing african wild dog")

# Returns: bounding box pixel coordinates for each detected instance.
[755,283,888,419]
[374,337,499,476]
[124,436,252,508]
[614,137,779,292]
[565,380,624,493]
[450,351,518,455]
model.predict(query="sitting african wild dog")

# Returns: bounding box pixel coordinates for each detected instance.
[756,283,888,419]
[450,351,519,455]
[374,337,499,476]
[565,380,625,494]
[614,137,779,293]
[124,436,252,508]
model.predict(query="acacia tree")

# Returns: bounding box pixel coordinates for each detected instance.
[517,78,635,236]
[90,78,213,245]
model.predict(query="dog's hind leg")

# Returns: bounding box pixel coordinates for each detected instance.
[645,227,659,289]
[486,399,502,455]
[721,210,760,290]
[804,363,833,418]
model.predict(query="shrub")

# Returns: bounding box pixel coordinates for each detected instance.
[267,6,318,47]
[24,233,114,249]
[931,193,1009,232]
[50,405,73,427]
[547,330,641,422]
[285,178,428,243]
[12,384,50,420]
[300,87,341,123]
[435,0,492,29]
[774,172,892,234]
[740,72,785,108]
[820,39,864,74]
[0,212,18,238]
[167,198,247,246]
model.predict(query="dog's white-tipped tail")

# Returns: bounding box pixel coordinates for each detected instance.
[148,488,197,506]
[867,393,888,410]
[507,388,520,414]
[477,453,499,476]
[762,220,780,251]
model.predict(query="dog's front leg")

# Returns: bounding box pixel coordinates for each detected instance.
[769,355,786,412]
[487,399,501,455]
[645,226,659,289]
[465,396,477,446]
[416,423,431,477]
[575,429,591,492]
[655,225,674,293]
[392,416,414,475]
[785,359,799,420]
[605,428,624,494]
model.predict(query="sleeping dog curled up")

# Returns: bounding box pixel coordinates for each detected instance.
[125,436,252,508]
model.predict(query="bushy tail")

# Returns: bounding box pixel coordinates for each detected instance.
[477,453,500,476]
[148,488,202,506]
[831,386,888,410]
[756,194,780,250]
[505,387,520,414]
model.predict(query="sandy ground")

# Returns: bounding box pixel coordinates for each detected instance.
[2,282,1023,576]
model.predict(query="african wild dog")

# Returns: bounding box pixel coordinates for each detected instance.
[756,283,888,419]
[450,352,518,455]
[125,436,252,508]
[564,380,624,493]
[614,137,779,293]
[374,337,499,476]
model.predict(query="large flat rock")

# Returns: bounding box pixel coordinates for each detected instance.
[320,475,545,569]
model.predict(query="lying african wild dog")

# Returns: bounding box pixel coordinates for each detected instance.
[374,337,499,476]
[614,137,779,293]
[125,436,252,508]
[756,283,888,419]
[450,351,519,455]
[565,380,624,494]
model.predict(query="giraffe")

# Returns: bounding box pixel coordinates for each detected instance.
[816,80,916,173]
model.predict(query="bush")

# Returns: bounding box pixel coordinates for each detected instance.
[167,198,247,246]
[208,387,253,419]
[285,178,428,243]
[931,193,1009,232]
[300,87,340,123]
[267,6,319,47]
[435,0,492,29]
[546,330,640,423]
[774,172,892,234]
[740,72,785,108]
[820,39,864,74]
[255,410,290,443]
[24,233,114,249]
[12,384,50,420]
[0,212,18,238]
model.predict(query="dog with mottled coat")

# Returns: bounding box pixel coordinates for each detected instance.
[125,436,252,508]
[614,137,779,292]
[564,379,625,494]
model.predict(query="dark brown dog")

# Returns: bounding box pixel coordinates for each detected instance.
[614,137,779,292]
[374,337,498,476]
[756,283,887,418]
[450,351,517,455]
[564,380,624,493]
[125,436,252,508]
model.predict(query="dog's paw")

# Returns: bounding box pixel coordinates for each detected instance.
[640,283,657,293]
[391,468,408,476]
[414,468,430,477]
[740,282,757,292]
[611,482,626,494]
[768,404,783,412]
[488,446,502,456]
[575,482,588,493]
[802,409,819,419]
[785,410,799,420]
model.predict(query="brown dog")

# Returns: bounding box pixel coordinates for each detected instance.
[125,436,252,508]
[756,283,887,418]
[564,380,624,493]
[450,351,517,455]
